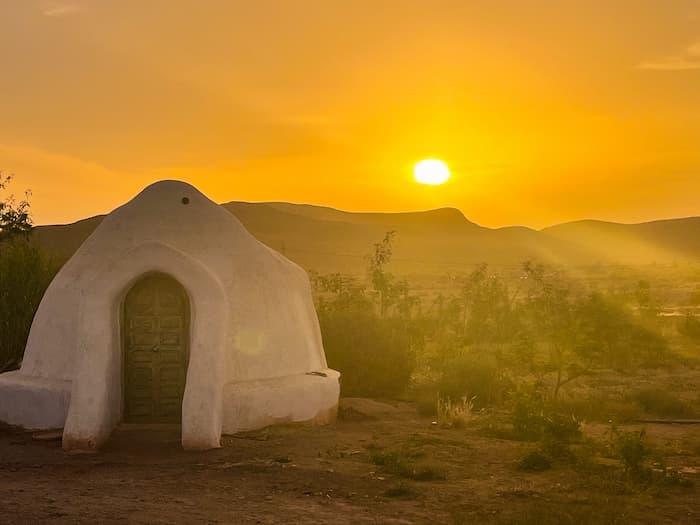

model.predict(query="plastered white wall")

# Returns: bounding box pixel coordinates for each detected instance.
[0,181,339,450]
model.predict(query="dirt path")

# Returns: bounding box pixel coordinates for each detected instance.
[1,401,699,524]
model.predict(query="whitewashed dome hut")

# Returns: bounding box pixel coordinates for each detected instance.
[0,180,339,451]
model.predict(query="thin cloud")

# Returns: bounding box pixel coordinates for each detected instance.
[638,41,700,71]
[638,59,700,71]
[42,4,81,17]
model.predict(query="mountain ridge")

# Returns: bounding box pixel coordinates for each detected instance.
[32,201,700,274]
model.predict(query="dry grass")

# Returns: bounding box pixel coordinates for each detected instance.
[437,395,475,429]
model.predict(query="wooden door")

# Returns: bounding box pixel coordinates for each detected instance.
[123,273,189,423]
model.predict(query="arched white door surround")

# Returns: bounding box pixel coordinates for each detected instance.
[62,242,229,452]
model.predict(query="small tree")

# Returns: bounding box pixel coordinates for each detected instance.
[0,240,58,370]
[635,280,651,308]
[367,231,393,318]
[576,292,666,369]
[0,174,59,371]
[366,231,418,319]
[457,264,518,346]
[0,173,32,240]
[312,271,416,397]
[520,262,582,400]
[311,232,422,397]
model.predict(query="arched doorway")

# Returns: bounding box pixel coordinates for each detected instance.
[122,273,190,423]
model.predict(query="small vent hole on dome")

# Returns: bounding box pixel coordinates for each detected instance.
[181,197,190,205]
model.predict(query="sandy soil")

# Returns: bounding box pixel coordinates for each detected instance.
[1,400,699,524]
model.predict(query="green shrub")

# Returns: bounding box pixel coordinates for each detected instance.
[509,388,582,461]
[0,238,58,371]
[540,412,582,458]
[517,450,552,472]
[313,261,419,398]
[437,351,511,408]
[383,482,417,498]
[611,427,650,477]
[414,390,438,417]
[557,396,642,423]
[370,449,418,473]
[320,309,415,397]
[511,390,547,441]
[632,388,696,418]
[370,449,446,481]
[574,292,668,370]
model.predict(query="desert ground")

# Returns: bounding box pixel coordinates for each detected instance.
[1,394,699,525]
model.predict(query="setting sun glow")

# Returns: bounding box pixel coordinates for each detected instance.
[414,160,450,186]
[3,3,700,229]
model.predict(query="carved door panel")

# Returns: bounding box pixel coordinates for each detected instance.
[123,274,189,423]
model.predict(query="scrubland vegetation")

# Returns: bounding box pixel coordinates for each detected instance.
[313,230,698,409]
[2,178,700,522]
[311,229,700,508]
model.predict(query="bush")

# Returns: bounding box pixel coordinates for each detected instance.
[437,351,511,408]
[0,238,58,371]
[370,448,446,481]
[383,482,417,498]
[517,450,552,472]
[610,427,650,477]
[511,389,547,441]
[509,388,582,460]
[557,395,642,423]
[574,292,667,370]
[539,412,581,458]
[320,309,415,397]
[436,395,474,428]
[313,264,419,398]
[414,390,438,417]
[633,388,696,418]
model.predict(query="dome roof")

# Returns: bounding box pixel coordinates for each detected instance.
[22,179,325,382]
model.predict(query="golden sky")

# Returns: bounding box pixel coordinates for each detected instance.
[1,1,699,228]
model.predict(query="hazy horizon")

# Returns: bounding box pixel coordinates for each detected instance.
[32,189,700,231]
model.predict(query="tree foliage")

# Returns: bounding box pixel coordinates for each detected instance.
[0,175,59,371]
[313,246,670,401]
[0,174,32,240]
[0,239,58,371]
[312,232,421,397]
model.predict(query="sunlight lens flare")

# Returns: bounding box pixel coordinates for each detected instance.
[414,159,450,185]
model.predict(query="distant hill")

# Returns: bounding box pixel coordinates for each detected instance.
[541,217,700,267]
[32,202,700,275]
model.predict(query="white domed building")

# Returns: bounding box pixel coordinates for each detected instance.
[0,181,339,451]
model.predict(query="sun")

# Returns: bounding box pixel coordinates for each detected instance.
[413,159,450,185]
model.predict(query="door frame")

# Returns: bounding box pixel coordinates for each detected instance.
[62,241,228,452]
[120,271,191,424]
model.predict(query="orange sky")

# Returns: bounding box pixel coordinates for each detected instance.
[1,1,700,228]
